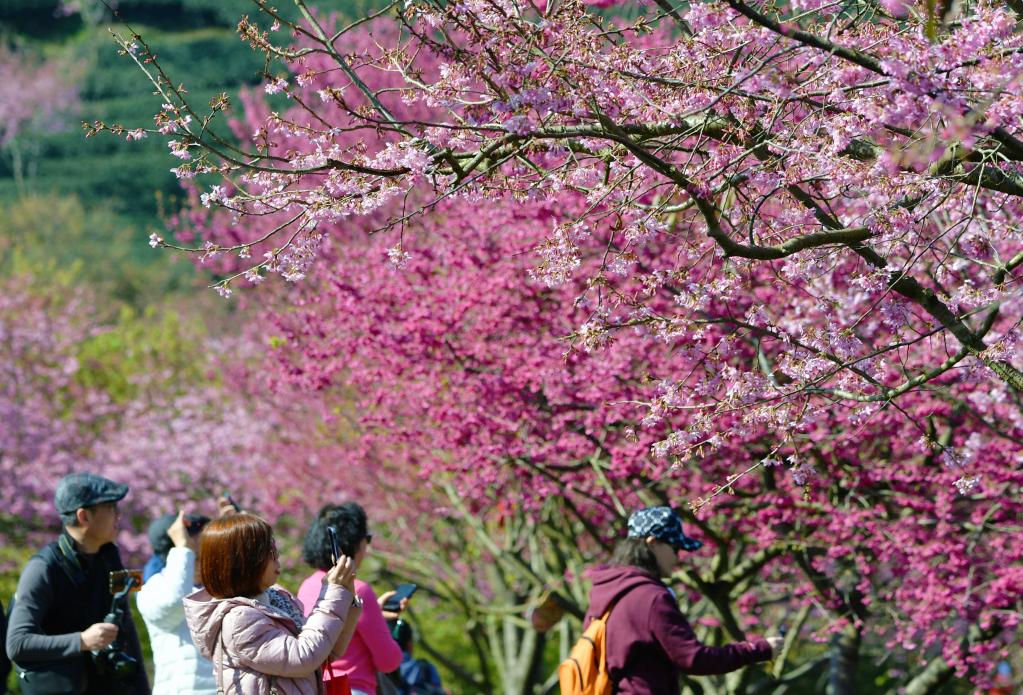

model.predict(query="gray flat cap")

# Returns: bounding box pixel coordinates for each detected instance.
[54,473,129,514]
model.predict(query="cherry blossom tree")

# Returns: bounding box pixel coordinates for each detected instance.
[245,186,1022,693]
[0,47,78,193]
[92,0,1023,690]
[96,0,1023,476]
[176,81,1023,686]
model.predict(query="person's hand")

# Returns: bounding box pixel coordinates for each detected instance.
[80,622,118,651]
[326,554,357,592]
[167,510,191,549]
[378,591,408,620]
[766,635,784,655]
[217,495,238,518]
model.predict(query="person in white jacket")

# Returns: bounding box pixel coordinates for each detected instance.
[137,505,227,695]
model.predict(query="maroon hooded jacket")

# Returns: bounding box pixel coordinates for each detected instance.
[585,565,771,695]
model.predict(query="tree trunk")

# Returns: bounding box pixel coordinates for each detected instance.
[9,138,25,197]
[903,657,955,695]
[827,623,860,695]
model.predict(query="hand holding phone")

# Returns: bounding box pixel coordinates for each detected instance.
[325,554,357,592]
[382,583,418,613]
[327,526,341,566]
[223,492,242,513]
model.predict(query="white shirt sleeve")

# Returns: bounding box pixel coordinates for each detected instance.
[136,547,196,631]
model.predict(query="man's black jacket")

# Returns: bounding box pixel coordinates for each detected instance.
[6,531,149,695]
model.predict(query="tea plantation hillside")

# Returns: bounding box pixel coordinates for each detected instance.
[0,0,382,302]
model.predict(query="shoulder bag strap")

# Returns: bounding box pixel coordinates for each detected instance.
[216,629,225,695]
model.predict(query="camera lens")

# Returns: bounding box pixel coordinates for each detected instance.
[185,513,211,536]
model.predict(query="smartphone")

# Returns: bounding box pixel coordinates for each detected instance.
[224,491,241,512]
[327,525,341,565]
[109,569,144,594]
[382,582,418,612]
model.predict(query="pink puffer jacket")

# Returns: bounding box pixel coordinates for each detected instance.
[183,584,355,695]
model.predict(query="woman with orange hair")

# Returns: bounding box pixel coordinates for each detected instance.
[183,513,362,695]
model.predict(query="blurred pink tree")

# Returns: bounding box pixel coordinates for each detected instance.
[0,278,309,559]
[0,47,78,192]
[0,280,110,525]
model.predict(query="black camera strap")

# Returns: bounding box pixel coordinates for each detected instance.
[50,533,88,588]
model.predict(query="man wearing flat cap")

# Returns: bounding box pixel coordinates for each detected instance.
[5,473,150,695]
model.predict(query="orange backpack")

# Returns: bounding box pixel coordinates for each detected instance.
[558,607,616,695]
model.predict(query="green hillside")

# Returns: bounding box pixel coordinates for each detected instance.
[0,0,385,302]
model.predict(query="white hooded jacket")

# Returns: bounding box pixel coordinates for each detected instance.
[136,547,217,695]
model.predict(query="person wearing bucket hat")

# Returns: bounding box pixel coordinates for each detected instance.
[6,472,150,695]
[627,506,704,553]
[580,506,781,695]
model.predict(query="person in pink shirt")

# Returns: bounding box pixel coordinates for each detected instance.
[297,503,406,695]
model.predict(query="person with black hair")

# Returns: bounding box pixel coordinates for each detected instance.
[389,620,446,695]
[297,502,405,695]
[5,473,149,695]
[137,500,228,695]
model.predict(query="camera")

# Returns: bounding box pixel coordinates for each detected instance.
[184,513,211,536]
[93,645,139,680]
[92,572,140,681]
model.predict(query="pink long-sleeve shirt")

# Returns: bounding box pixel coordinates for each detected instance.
[297,572,402,694]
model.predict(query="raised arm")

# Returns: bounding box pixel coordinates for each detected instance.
[650,591,772,676]
[136,547,196,630]
[329,598,363,661]
[225,585,355,679]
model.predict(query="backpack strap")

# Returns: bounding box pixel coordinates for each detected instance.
[35,536,88,588]
[591,587,632,627]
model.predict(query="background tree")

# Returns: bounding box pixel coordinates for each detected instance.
[76,0,1023,691]
[101,0,1023,477]
[0,45,78,193]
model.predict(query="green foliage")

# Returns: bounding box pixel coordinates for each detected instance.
[0,194,194,307]
[1,0,394,220]
[0,1,84,41]
[1,0,392,40]
[0,23,259,220]
[75,305,209,402]
[401,600,496,694]
[79,27,262,100]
